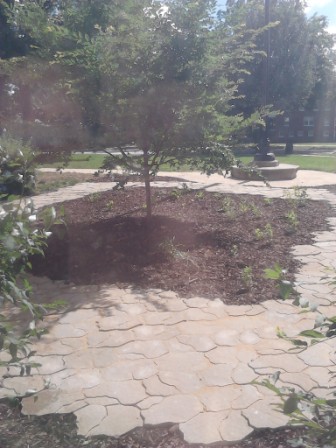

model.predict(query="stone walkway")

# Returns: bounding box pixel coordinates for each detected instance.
[2,171,336,444]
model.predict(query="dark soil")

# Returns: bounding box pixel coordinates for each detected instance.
[90,173,191,183]
[32,186,334,305]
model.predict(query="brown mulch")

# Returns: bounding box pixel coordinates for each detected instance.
[32,186,334,305]
[90,173,191,183]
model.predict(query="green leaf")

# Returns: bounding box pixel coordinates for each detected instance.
[264,264,282,280]
[9,343,17,360]
[283,394,299,414]
[291,339,308,347]
[299,330,325,339]
[279,281,293,300]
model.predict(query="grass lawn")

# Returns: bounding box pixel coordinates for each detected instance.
[38,152,336,173]
[38,153,106,170]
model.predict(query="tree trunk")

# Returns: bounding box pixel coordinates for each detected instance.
[143,149,152,218]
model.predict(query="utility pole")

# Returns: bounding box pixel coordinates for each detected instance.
[255,0,275,160]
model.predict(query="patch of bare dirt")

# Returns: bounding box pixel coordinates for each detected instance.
[31,187,334,305]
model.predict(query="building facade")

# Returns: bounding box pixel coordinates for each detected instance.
[270,102,336,143]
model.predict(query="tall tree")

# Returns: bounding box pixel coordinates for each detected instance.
[223,0,336,115]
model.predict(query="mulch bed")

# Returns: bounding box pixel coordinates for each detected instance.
[90,173,191,183]
[32,186,334,305]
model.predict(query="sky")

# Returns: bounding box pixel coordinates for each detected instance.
[305,0,336,34]
[217,0,336,34]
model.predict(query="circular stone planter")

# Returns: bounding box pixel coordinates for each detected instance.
[231,164,299,181]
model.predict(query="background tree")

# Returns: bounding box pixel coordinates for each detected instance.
[223,0,336,115]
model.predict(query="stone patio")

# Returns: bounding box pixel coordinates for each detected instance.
[2,170,336,444]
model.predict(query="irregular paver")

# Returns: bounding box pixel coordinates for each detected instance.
[232,363,258,384]
[141,395,203,425]
[85,380,147,405]
[214,329,240,346]
[158,371,202,393]
[219,411,254,442]
[155,352,209,372]
[201,364,235,387]
[242,398,289,429]
[143,375,179,396]
[2,376,45,396]
[199,385,241,411]
[86,405,142,437]
[231,385,263,410]
[177,334,216,352]
[180,411,228,444]
[298,342,334,367]
[249,353,307,373]
[75,405,106,435]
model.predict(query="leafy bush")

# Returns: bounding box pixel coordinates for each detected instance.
[0,199,56,375]
[0,135,36,198]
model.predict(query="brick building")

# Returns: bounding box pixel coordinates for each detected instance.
[269,102,336,143]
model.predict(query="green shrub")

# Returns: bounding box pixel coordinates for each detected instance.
[0,135,36,198]
[0,199,56,375]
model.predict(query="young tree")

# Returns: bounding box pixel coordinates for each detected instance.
[85,0,262,216]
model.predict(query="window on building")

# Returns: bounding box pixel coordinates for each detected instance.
[297,130,303,137]
[279,129,285,138]
[304,116,314,127]
[308,129,314,137]
[289,130,294,138]
[323,118,330,127]
[323,129,330,138]
[284,117,290,127]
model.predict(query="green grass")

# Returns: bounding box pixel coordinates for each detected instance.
[39,153,106,170]
[38,152,336,173]
[237,154,336,173]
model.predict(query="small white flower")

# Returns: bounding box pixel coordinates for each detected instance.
[299,297,309,308]
[315,314,325,327]
[28,214,37,222]
[29,321,36,330]
[309,302,318,312]
[156,5,169,18]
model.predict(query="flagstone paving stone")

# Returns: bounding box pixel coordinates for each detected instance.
[87,405,142,438]
[5,174,336,444]
[141,394,203,425]
[179,411,228,444]
[219,411,254,442]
